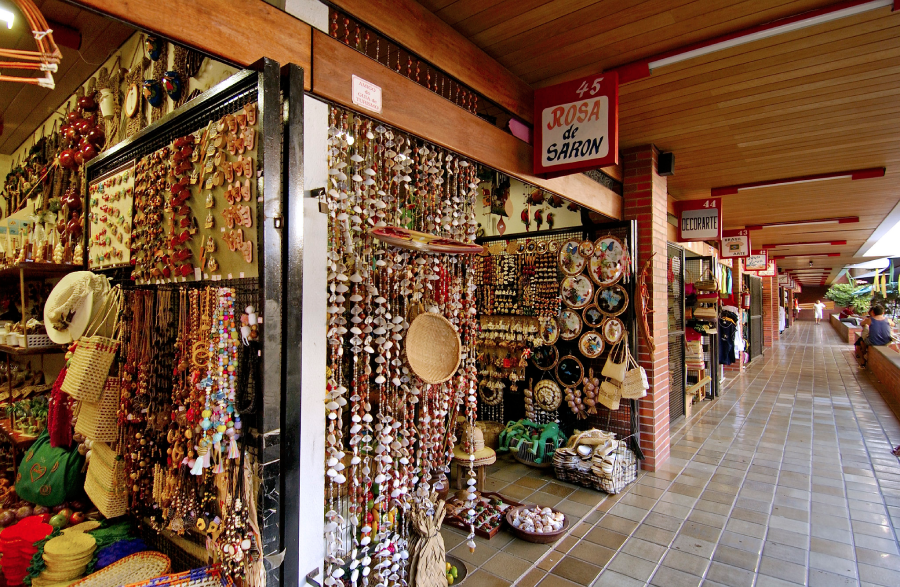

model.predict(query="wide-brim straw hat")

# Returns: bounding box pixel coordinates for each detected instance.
[405,312,461,384]
[44,272,111,344]
[452,442,496,467]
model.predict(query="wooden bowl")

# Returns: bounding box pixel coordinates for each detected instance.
[446,555,468,584]
[505,505,569,544]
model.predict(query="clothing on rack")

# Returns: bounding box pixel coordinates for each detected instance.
[718,311,738,366]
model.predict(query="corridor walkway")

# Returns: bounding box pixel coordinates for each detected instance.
[460,321,900,587]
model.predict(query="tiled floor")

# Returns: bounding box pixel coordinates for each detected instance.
[446,321,900,586]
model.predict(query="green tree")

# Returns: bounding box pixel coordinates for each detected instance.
[825,283,871,314]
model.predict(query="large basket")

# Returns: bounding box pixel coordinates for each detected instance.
[61,288,122,403]
[477,421,504,450]
[71,552,171,587]
[84,441,128,519]
[74,376,121,442]
[553,444,637,494]
[405,312,461,384]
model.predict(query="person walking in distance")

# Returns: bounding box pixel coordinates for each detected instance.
[813,299,826,324]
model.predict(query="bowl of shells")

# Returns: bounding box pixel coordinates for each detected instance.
[506,505,569,543]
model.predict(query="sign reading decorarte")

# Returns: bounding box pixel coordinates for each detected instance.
[720,229,750,259]
[676,198,722,242]
[534,71,618,178]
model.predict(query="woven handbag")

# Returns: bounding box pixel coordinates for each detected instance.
[597,380,621,410]
[84,440,128,519]
[693,268,719,292]
[62,287,122,403]
[74,375,121,442]
[621,353,649,399]
[601,339,627,383]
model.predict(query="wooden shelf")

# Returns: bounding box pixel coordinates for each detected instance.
[0,344,67,356]
[0,262,84,280]
[0,418,39,451]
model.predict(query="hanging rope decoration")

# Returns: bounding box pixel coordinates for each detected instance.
[0,0,62,89]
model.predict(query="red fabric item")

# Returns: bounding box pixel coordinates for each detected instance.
[685,327,702,342]
[48,367,72,448]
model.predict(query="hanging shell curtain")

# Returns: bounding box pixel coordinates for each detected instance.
[323,106,482,587]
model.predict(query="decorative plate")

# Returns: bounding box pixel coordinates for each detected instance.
[534,379,563,411]
[369,226,484,254]
[578,241,595,257]
[548,241,560,254]
[540,317,559,345]
[560,274,593,309]
[596,284,629,316]
[556,355,584,389]
[531,344,559,371]
[558,239,586,275]
[579,331,605,359]
[582,304,604,328]
[526,241,537,253]
[559,309,582,340]
[602,317,625,344]
[588,235,626,286]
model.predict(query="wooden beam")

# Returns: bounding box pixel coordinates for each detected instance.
[329,0,534,124]
[312,31,621,218]
[68,0,312,90]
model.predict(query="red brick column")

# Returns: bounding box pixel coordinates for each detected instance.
[622,145,670,472]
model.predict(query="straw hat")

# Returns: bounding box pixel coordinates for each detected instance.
[405,312,461,384]
[452,427,496,467]
[44,272,110,344]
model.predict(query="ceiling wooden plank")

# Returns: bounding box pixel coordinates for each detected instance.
[329,0,534,123]
[310,30,622,218]
[67,0,312,87]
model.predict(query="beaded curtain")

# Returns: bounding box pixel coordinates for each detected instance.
[323,107,480,587]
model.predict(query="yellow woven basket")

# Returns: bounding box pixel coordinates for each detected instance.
[84,441,127,519]
[74,377,120,442]
[405,312,461,384]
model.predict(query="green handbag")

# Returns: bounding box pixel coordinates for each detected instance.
[15,430,85,507]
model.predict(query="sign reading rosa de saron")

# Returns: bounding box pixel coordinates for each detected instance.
[534,71,618,178]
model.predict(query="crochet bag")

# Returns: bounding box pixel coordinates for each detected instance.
[62,287,122,403]
[601,339,627,383]
[15,430,85,507]
[621,352,649,399]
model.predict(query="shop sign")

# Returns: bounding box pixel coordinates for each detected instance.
[720,229,750,259]
[744,251,768,272]
[534,71,618,178]
[351,75,382,114]
[676,198,722,242]
[778,275,793,287]
[757,261,776,277]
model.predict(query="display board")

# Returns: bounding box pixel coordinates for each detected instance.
[88,161,135,269]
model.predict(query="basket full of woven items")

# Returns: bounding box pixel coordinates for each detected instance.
[552,429,637,494]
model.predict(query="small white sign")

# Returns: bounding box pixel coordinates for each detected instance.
[352,75,383,114]
[744,254,767,271]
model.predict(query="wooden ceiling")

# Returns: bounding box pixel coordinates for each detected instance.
[417,0,900,283]
[0,0,134,155]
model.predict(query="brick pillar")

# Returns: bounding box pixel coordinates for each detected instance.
[623,145,670,472]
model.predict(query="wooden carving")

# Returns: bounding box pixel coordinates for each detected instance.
[637,253,656,354]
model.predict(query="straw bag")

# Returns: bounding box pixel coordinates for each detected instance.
[84,441,128,519]
[74,376,121,442]
[601,339,627,383]
[693,268,718,292]
[621,353,649,399]
[597,380,621,410]
[693,306,718,320]
[62,287,122,403]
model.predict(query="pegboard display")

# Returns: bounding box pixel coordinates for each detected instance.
[88,161,135,269]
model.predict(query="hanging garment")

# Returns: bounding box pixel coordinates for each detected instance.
[718,317,737,365]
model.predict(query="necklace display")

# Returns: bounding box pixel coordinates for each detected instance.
[324,106,480,587]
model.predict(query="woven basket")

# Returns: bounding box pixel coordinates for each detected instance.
[84,441,128,519]
[71,552,171,587]
[552,445,637,494]
[621,354,649,400]
[26,334,54,348]
[123,566,234,587]
[74,376,121,442]
[62,288,122,403]
[477,421,504,450]
[405,312,461,384]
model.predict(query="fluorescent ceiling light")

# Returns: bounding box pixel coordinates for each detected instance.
[763,240,847,249]
[713,168,883,196]
[0,7,13,29]
[648,0,892,70]
[773,253,841,259]
[745,217,859,230]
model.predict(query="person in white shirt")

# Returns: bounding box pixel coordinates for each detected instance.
[813,300,826,324]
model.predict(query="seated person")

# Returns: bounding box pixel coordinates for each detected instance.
[856,305,895,367]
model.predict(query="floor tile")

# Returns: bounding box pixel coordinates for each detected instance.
[481,552,532,581]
